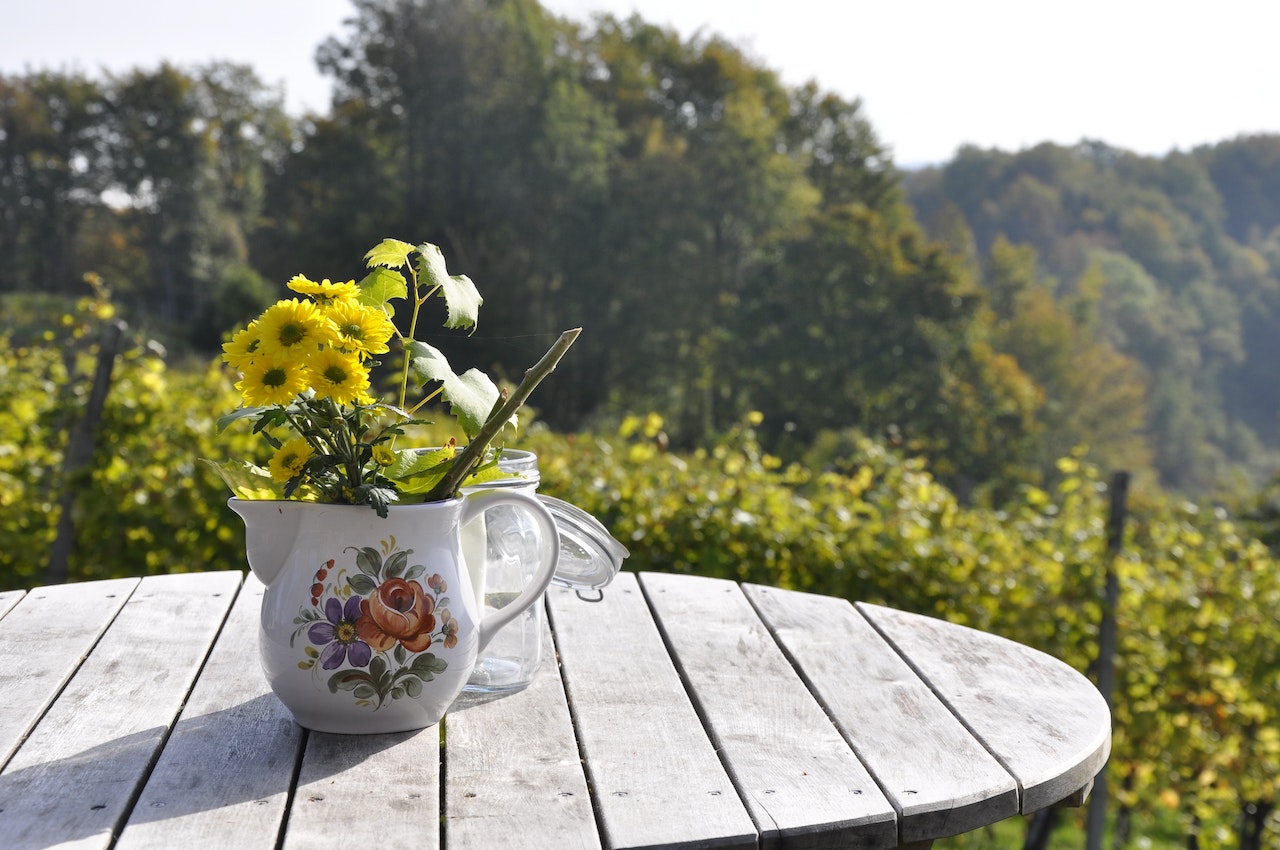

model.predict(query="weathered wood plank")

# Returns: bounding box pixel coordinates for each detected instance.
[0,571,242,850]
[115,574,303,850]
[0,578,137,771]
[283,728,441,850]
[640,572,898,850]
[857,602,1111,814]
[445,600,601,850]
[0,589,24,621]
[742,583,1019,846]
[547,572,759,850]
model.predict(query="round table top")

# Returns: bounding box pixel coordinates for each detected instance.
[0,569,1109,849]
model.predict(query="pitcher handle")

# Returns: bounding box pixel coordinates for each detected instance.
[460,490,560,653]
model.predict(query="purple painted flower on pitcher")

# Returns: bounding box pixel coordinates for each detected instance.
[308,596,373,669]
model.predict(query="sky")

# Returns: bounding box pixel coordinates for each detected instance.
[2,0,1278,166]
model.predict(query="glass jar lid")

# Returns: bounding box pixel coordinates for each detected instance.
[539,495,629,590]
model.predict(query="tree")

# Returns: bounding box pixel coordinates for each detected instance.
[0,72,111,295]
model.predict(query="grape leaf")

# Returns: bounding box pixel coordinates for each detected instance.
[363,238,416,269]
[356,266,407,315]
[406,341,515,437]
[415,242,482,330]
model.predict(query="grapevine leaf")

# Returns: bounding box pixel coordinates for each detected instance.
[406,341,514,438]
[383,446,456,495]
[356,266,407,315]
[415,242,482,330]
[364,238,416,269]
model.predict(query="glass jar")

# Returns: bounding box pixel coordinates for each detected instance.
[462,450,627,693]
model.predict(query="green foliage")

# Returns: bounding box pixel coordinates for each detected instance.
[521,414,1279,848]
[2,294,1278,846]
[906,141,1280,494]
[0,294,254,589]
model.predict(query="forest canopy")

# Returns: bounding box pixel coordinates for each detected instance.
[3,0,1279,501]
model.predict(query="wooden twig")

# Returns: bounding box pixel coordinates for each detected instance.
[424,327,581,501]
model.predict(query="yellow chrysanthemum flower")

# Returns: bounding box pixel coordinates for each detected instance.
[256,299,338,361]
[372,445,396,467]
[307,348,372,405]
[287,275,361,308]
[327,300,395,358]
[268,437,314,483]
[236,355,311,407]
[221,321,262,371]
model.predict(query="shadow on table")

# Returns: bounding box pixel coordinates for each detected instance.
[0,691,478,849]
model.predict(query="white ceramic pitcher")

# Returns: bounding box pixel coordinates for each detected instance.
[230,491,559,734]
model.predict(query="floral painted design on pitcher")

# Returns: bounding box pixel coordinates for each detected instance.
[290,540,461,709]
[232,492,559,735]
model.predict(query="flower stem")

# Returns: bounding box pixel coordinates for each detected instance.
[424,327,581,501]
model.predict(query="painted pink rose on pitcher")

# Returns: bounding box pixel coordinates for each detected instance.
[357,577,438,653]
[291,544,454,711]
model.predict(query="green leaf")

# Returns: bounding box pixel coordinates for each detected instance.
[394,644,407,665]
[382,446,456,495]
[410,652,449,677]
[385,550,409,578]
[364,238,416,269]
[406,341,513,438]
[354,546,383,578]
[403,677,423,698]
[348,573,377,595]
[369,655,388,683]
[199,458,283,500]
[328,670,372,693]
[356,266,407,315]
[216,406,267,432]
[415,242,482,330]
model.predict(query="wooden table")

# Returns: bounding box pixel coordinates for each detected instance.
[0,569,1109,850]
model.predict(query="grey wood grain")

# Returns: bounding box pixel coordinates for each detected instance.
[639,572,898,850]
[0,578,137,771]
[0,571,242,850]
[0,589,24,620]
[116,574,303,850]
[856,601,1112,813]
[284,726,441,850]
[444,600,601,850]
[742,583,1019,846]
[547,572,759,850]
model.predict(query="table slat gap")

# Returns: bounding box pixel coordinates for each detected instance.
[443,600,602,850]
[0,589,26,621]
[0,577,141,773]
[0,571,243,850]
[283,724,442,850]
[546,573,759,850]
[116,574,308,850]
[852,601,1027,811]
[639,571,899,850]
[740,583,1019,846]
[546,591,615,849]
[855,602,1111,815]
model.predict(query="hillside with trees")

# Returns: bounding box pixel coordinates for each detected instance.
[2,0,1279,503]
[904,138,1280,494]
[4,2,1280,846]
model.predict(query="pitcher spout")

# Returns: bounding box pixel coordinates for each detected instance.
[228,498,304,586]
